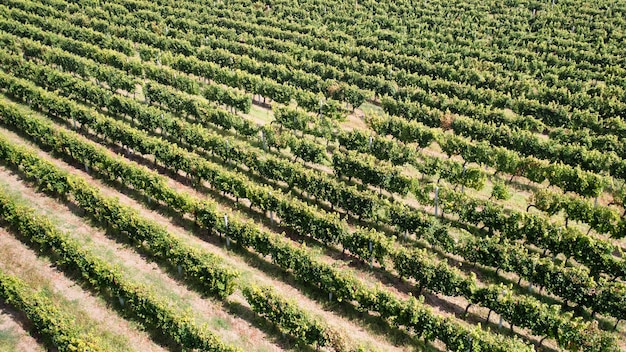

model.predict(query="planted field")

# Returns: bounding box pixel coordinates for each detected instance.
[0,0,624,351]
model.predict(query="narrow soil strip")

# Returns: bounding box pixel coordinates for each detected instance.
[0,228,166,352]
[0,304,44,352]
[0,165,286,352]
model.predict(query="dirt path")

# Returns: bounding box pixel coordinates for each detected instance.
[0,164,286,352]
[0,227,166,352]
[0,304,43,352]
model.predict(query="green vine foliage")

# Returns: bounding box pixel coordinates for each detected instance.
[0,4,624,349]
[243,285,345,350]
[0,90,535,352]
[0,188,238,352]
[0,48,621,349]
[0,270,102,352]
